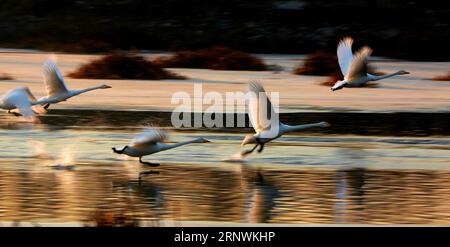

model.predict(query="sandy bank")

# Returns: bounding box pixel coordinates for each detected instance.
[0,51,449,112]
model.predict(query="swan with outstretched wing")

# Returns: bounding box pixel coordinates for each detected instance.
[239,81,329,156]
[36,55,112,108]
[332,37,409,91]
[0,86,48,123]
[112,128,210,167]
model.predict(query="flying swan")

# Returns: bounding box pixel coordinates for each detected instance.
[331,37,409,91]
[36,56,111,108]
[0,86,47,123]
[112,128,210,166]
[240,81,330,156]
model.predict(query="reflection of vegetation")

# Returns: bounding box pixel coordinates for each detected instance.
[432,73,450,81]
[2,163,450,224]
[153,46,267,71]
[0,73,13,80]
[68,53,186,80]
[88,210,138,227]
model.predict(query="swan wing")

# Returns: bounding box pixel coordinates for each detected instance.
[337,37,354,78]
[7,88,36,118]
[247,81,277,133]
[22,86,41,103]
[347,46,372,80]
[13,86,37,101]
[43,57,69,97]
[16,86,47,114]
[17,105,36,118]
[131,128,167,147]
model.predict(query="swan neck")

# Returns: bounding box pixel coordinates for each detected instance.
[32,98,49,106]
[371,71,402,81]
[163,138,202,150]
[74,85,104,95]
[281,122,325,133]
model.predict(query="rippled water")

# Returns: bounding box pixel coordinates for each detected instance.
[1,110,450,225]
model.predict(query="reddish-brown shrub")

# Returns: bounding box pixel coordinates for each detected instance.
[0,73,13,80]
[293,52,338,76]
[90,210,138,227]
[68,53,186,80]
[432,73,450,81]
[153,46,267,71]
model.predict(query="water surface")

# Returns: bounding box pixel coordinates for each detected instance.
[1,110,450,225]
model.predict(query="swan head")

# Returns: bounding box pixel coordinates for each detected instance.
[241,134,257,146]
[196,137,210,143]
[331,80,347,91]
[318,121,331,128]
[112,146,128,154]
[397,70,410,75]
[100,84,112,89]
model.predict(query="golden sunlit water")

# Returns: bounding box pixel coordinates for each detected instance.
[1,110,450,225]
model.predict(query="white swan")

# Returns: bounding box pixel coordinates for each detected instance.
[112,128,210,166]
[331,37,409,91]
[240,82,330,155]
[36,57,111,108]
[0,86,46,122]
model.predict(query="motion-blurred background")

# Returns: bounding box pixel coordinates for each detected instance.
[1,1,450,227]
[0,0,448,61]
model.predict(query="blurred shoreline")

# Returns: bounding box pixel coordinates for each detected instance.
[0,1,448,61]
[1,109,450,137]
[0,51,449,113]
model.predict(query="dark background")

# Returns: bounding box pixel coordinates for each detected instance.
[0,0,448,60]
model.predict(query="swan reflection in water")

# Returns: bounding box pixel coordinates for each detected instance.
[242,169,281,223]
[114,165,281,224]
[114,179,165,225]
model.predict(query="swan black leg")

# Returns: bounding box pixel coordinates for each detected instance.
[43,103,50,110]
[241,144,259,156]
[7,110,21,116]
[257,144,265,153]
[139,157,160,167]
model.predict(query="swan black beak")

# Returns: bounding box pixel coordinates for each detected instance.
[112,146,127,154]
[331,85,344,91]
